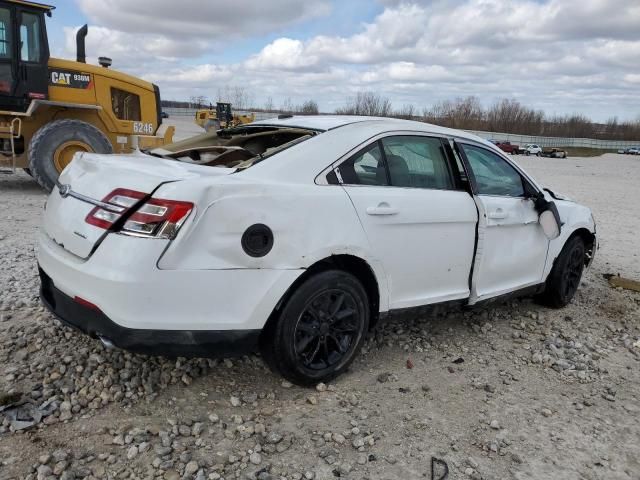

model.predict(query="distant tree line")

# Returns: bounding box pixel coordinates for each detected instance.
[338,93,640,141]
[162,90,640,140]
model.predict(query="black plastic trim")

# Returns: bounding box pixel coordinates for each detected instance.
[152,83,162,133]
[38,267,260,358]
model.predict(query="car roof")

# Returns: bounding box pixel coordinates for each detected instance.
[240,115,515,187]
[252,115,376,131]
[251,114,487,143]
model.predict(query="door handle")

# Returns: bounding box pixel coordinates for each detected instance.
[488,208,507,219]
[366,202,398,216]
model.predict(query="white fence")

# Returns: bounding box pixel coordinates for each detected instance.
[465,129,638,150]
[162,108,638,150]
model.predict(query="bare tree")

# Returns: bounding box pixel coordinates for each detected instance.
[335,91,392,117]
[298,100,319,115]
[189,95,208,109]
[395,104,416,120]
[264,96,274,112]
[280,97,294,113]
[422,96,484,129]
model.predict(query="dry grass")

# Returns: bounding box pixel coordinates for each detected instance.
[561,147,617,157]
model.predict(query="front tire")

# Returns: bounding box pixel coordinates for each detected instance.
[28,119,112,191]
[261,270,370,386]
[538,236,585,308]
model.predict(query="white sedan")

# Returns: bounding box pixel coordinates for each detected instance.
[38,116,596,385]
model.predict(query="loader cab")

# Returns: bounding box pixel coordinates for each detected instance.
[216,102,233,125]
[0,0,51,112]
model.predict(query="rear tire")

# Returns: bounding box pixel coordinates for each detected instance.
[28,119,112,191]
[538,236,585,308]
[261,270,370,386]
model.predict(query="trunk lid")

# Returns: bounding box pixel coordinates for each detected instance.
[43,152,232,259]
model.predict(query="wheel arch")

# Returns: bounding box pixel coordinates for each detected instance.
[260,254,382,345]
[566,227,596,267]
[546,226,596,281]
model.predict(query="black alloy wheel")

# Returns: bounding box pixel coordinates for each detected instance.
[294,289,363,371]
[538,236,585,308]
[562,245,584,300]
[261,270,369,385]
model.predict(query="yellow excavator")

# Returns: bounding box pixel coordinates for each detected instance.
[0,0,174,190]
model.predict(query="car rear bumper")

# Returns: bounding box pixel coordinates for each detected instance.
[39,267,260,357]
[37,230,302,335]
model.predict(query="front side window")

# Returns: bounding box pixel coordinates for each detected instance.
[462,144,525,197]
[338,142,387,186]
[380,136,454,189]
[20,12,41,62]
[0,7,12,94]
[0,8,11,59]
[111,88,141,121]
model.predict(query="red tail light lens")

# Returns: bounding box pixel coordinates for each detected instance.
[121,198,193,239]
[85,189,145,229]
[85,189,193,239]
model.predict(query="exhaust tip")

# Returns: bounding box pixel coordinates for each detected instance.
[98,335,115,350]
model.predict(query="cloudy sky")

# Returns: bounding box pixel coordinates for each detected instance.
[48,0,640,121]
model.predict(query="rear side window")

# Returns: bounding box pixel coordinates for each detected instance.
[111,87,141,121]
[380,136,454,190]
[338,142,387,186]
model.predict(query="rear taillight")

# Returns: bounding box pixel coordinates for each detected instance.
[85,188,193,239]
[121,198,193,239]
[85,189,145,230]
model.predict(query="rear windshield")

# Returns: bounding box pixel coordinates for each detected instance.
[235,134,312,170]
[157,127,317,170]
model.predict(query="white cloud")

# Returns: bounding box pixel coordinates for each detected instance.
[76,0,332,39]
[245,38,320,71]
[61,0,640,120]
[63,26,209,65]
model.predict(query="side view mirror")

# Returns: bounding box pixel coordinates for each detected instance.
[530,191,562,239]
[539,209,561,239]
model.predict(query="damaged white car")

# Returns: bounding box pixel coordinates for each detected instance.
[38,115,596,385]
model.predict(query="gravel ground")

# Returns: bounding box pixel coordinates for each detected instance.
[1,142,639,480]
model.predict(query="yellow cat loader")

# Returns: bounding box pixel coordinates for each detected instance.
[194,102,255,132]
[0,0,173,190]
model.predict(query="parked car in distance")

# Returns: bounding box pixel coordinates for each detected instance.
[541,147,568,158]
[618,147,640,154]
[523,144,542,156]
[38,116,596,385]
[490,140,520,155]
[161,111,169,119]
